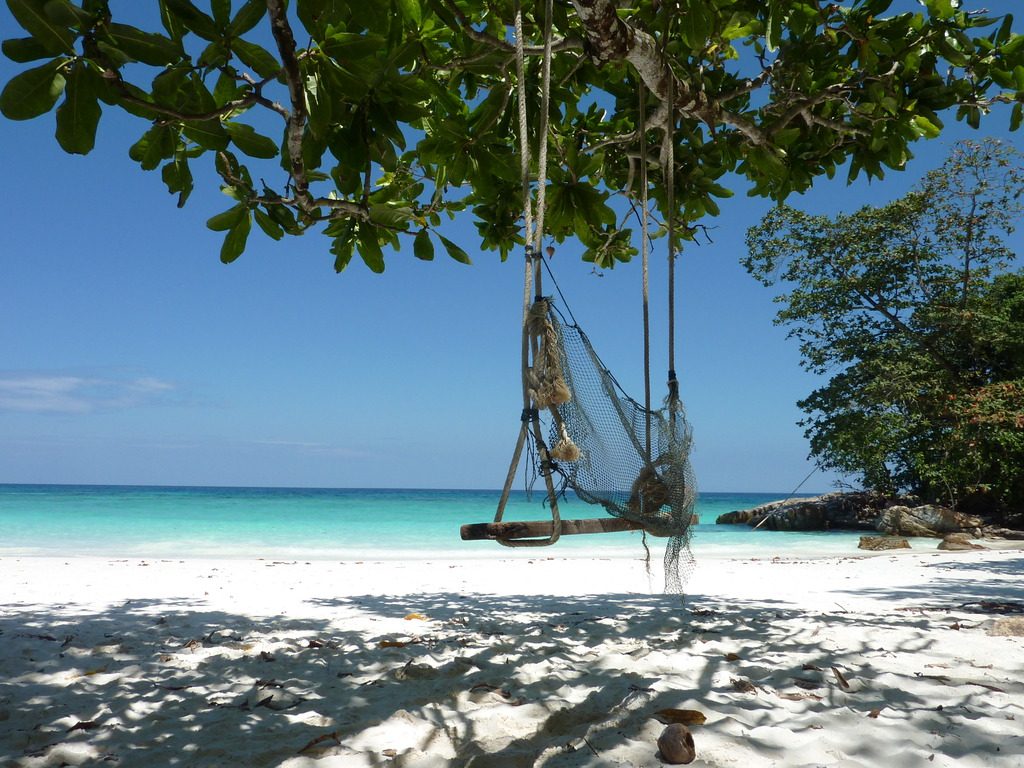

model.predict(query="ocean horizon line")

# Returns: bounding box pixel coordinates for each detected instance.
[0,481,832,498]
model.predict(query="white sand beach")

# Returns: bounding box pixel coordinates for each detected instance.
[1,549,1023,767]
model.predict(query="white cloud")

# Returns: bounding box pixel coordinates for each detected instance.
[0,374,177,413]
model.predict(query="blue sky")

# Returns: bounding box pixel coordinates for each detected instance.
[1,2,1021,492]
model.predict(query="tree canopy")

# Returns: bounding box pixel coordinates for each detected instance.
[745,139,1024,519]
[3,0,1024,272]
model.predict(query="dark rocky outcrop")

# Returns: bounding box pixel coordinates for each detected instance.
[715,492,902,531]
[858,536,911,551]
[716,508,758,525]
[876,505,983,538]
[980,526,1024,540]
[717,492,1004,538]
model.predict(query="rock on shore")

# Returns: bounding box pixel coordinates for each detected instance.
[715,492,890,531]
[877,505,983,537]
[858,536,911,551]
[716,492,984,537]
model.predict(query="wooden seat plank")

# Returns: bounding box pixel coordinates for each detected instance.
[460,517,644,541]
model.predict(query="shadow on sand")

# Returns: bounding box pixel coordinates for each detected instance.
[1,559,1022,766]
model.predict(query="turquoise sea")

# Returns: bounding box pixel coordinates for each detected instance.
[0,485,867,560]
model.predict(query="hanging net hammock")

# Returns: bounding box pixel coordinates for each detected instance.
[526,296,697,593]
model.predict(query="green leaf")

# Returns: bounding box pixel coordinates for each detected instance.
[766,6,783,52]
[357,229,386,273]
[925,0,957,21]
[305,69,331,139]
[42,0,88,28]
[413,229,434,261]
[158,0,187,41]
[331,227,356,272]
[0,57,65,119]
[995,13,1014,45]
[438,234,471,265]
[990,68,1015,89]
[212,70,240,106]
[1014,65,1024,91]
[224,121,278,158]
[254,208,284,240]
[1011,102,1023,132]
[679,2,711,50]
[185,70,217,111]
[912,114,942,138]
[161,153,193,207]
[259,195,298,234]
[467,83,508,135]
[1003,35,1024,57]
[55,60,101,154]
[7,0,75,55]
[231,39,280,79]
[229,0,266,36]
[320,31,388,61]
[197,40,228,68]
[207,203,245,231]
[151,64,189,107]
[966,106,981,129]
[220,210,252,263]
[129,125,176,170]
[183,120,229,151]
[163,0,219,41]
[106,23,182,65]
[368,203,412,229]
[211,0,231,27]
[2,36,52,62]
[94,39,132,67]
[396,0,421,27]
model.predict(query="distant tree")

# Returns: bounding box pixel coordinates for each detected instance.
[2,1,1024,271]
[745,139,1024,521]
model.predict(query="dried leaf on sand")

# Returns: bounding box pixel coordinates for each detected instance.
[298,731,340,754]
[777,691,823,701]
[793,678,822,690]
[67,720,101,732]
[831,666,851,690]
[653,708,707,726]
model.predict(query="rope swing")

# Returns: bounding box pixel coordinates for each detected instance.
[460,3,698,591]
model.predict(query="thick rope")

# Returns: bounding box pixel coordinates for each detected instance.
[639,83,652,461]
[533,0,554,257]
[494,3,537,535]
[666,71,677,400]
[514,6,533,251]
[513,0,553,258]
[496,0,561,546]
[512,4,535,410]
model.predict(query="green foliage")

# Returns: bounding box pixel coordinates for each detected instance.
[55,58,101,153]
[2,0,1024,270]
[746,139,1024,517]
[0,57,66,119]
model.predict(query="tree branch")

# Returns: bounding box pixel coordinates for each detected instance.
[823,253,965,378]
[99,71,266,123]
[568,0,768,144]
[266,0,318,215]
